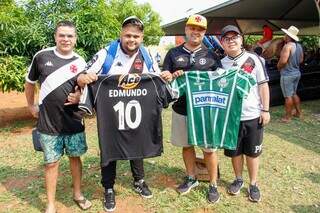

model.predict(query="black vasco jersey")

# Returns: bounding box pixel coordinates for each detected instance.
[163,43,222,115]
[79,73,173,166]
[26,47,86,135]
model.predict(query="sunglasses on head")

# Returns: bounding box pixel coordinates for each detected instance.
[122,19,144,31]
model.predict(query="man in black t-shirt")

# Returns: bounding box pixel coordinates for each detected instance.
[162,14,222,204]
[25,21,91,212]
[77,16,172,212]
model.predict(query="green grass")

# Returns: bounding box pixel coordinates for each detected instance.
[0,101,320,212]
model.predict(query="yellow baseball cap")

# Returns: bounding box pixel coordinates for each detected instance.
[186,14,207,29]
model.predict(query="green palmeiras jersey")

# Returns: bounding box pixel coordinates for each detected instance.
[171,68,256,150]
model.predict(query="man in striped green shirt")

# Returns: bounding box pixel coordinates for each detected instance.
[171,68,256,150]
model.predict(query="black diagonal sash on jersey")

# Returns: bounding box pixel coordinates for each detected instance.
[39,58,85,104]
[79,73,173,166]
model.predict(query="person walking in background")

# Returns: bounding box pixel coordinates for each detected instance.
[24,20,92,213]
[277,26,304,123]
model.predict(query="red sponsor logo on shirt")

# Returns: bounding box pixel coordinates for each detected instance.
[241,57,255,73]
[241,63,254,73]
[134,58,143,71]
[70,64,78,73]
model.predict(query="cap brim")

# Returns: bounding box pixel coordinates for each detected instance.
[281,29,299,41]
[221,30,240,37]
[186,24,207,30]
[122,16,144,29]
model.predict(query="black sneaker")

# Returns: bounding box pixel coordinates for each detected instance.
[248,184,261,202]
[228,178,244,195]
[104,188,116,212]
[177,176,199,195]
[208,185,220,203]
[133,179,153,198]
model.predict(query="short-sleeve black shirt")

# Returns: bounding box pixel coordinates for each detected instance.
[163,43,222,115]
[26,47,86,135]
[79,73,172,166]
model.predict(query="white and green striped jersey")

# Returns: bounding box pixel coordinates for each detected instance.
[171,68,256,150]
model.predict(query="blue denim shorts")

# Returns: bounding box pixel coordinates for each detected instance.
[280,74,301,97]
[39,132,87,164]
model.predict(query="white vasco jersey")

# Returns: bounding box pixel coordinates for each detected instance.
[221,51,269,121]
[85,45,161,75]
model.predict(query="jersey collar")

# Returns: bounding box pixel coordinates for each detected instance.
[53,47,75,59]
[182,43,203,54]
[227,50,245,61]
[119,43,139,58]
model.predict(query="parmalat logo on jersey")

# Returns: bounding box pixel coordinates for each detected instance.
[118,73,141,90]
[193,91,229,109]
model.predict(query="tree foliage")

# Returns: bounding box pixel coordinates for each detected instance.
[0,0,164,92]
[0,56,29,92]
[0,0,47,57]
[108,0,163,45]
[300,36,319,52]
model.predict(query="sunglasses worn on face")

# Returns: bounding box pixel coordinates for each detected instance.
[222,35,240,42]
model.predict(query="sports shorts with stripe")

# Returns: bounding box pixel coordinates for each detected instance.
[224,117,263,157]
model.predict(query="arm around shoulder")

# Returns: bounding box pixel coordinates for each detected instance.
[77,50,107,87]
[77,73,98,88]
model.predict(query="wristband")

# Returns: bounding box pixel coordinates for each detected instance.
[261,109,269,112]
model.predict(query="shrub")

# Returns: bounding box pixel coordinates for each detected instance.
[0,56,29,92]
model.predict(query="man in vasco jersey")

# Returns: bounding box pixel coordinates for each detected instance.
[162,14,222,204]
[24,21,92,213]
[77,16,172,212]
[220,25,270,203]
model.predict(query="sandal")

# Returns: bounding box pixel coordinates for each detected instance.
[73,197,92,210]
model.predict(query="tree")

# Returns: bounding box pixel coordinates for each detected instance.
[300,36,319,52]
[0,56,29,92]
[0,0,47,57]
[0,0,164,92]
[109,0,163,45]
[22,0,163,58]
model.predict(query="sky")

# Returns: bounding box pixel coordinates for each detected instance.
[136,0,228,25]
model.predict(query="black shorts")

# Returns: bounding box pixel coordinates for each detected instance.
[224,117,263,158]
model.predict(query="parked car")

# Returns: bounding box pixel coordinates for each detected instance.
[266,57,320,106]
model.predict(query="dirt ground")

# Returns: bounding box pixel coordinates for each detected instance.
[0,92,214,212]
[0,92,34,126]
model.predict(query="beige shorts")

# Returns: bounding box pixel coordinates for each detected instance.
[170,111,216,153]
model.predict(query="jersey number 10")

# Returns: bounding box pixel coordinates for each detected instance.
[113,100,142,130]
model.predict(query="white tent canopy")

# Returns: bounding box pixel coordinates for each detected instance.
[162,0,320,35]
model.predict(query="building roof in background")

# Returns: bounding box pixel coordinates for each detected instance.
[162,0,320,35]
